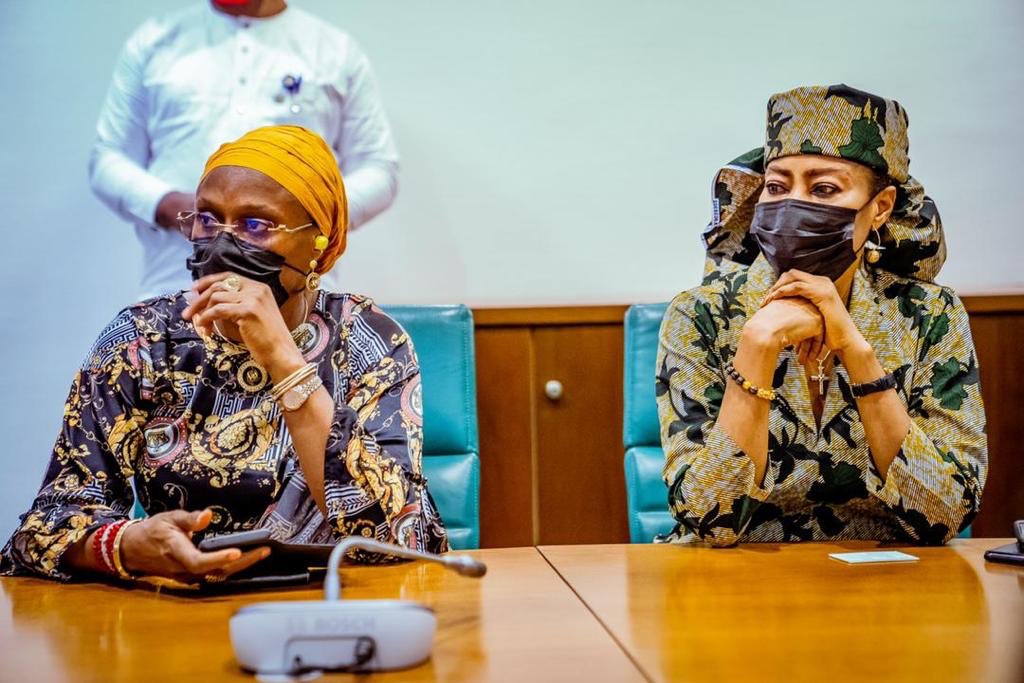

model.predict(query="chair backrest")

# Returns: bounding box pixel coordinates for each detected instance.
[623,303,676,543]
[624,304,668,451]
[384,305,481,550]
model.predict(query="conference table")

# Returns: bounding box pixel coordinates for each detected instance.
[1,539,1021,682]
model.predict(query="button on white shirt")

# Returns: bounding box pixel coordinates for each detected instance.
[89,3,399,298]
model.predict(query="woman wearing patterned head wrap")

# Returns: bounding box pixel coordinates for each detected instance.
[2,125,447,583]
[657,85,986,546]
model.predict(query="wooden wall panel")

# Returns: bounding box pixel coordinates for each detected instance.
[474,328,536,548]
[471,298,1023,546]
[967,312,1024,537]
[533,325,629,545]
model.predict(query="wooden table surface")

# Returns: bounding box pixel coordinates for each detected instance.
[3,541,1022,682]
[0,547,642,683]
[539,538,1024,683]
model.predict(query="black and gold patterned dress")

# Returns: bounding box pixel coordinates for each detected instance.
[1,291,448,579]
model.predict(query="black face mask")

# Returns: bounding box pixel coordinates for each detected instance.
[186,231,303,306]
[751,198,867,281]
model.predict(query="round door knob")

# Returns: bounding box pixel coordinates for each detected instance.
[544,380,563,401]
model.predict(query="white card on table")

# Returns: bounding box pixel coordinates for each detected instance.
[829,551,919,564]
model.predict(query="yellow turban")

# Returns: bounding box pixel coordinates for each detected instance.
[201,125,348,273]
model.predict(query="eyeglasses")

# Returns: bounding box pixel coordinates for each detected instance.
[177,210,316,244]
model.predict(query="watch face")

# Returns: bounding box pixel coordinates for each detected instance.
[282,390,304,412]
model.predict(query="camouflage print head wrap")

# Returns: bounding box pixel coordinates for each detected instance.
[702,84,946,282]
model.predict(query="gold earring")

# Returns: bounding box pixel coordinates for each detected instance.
[865,227,884,265]
[305,269,321,292]
[306,234,329,291]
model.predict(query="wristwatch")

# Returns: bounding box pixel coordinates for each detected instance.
[850,371,897,398]
[280,374,324,412]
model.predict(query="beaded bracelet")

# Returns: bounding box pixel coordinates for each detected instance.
[91,519,139,580]
[724,361,776,402]
[91,521,118,574]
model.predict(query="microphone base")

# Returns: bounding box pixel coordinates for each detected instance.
[230,599,436,674]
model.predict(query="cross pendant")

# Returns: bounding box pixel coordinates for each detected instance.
[811,356,829,394]
[810,371,827,394]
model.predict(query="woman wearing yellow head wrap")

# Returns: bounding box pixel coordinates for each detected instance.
[1,126,448,585]
[199,124,350,280]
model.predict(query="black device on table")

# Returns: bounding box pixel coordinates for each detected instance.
[193,528,335,591]
[983,520,1024,566]
[199,528,335,565]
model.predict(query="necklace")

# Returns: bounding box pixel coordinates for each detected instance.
[809,349,833,395]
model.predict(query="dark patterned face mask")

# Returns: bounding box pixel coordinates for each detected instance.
[751,198,865,281]
[186,231,304,306]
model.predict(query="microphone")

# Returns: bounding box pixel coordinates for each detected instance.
[324,537,487,600]
[442,553,489,578]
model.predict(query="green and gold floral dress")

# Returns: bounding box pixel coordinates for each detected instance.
[658,85,987,546]
[658,256,986,546]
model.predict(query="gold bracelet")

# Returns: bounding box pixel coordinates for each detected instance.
[271,363,316,401]
[112,519,140,581]
[271,364,315,399]
[277,367,317,401]
[280,374,324,412]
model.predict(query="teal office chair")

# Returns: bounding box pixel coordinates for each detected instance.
[622,303,972,542]
[132,305,482,550]
[385,305,481,550]
[623,303,675,543]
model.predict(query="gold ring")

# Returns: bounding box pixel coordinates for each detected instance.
[203,573,227,583]
[219,275,242,292]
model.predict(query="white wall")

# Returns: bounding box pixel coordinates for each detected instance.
[1,0,1022,539]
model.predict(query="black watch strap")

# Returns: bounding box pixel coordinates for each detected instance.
[851,371,897,398]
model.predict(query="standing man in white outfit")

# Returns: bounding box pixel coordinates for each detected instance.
[89,0,399,298]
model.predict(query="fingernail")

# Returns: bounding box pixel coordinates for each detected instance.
[184,291,197,304]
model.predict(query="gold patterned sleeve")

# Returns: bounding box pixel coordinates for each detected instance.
[657,289,781,547]
[1,309,145,579]
[322,305,448,555]
[869,291,988,544]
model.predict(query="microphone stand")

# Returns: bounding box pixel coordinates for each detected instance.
[324,537,487,600]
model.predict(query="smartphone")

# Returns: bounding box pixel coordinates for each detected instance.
[983,542,1024,567]
[198,528,336,566]
[199,528,275,552]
